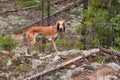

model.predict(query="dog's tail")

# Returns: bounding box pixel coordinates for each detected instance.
[11,31,27,42]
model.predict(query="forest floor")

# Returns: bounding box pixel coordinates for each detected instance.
[0,0,120,80]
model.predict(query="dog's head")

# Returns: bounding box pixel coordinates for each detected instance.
[56,20,66,32]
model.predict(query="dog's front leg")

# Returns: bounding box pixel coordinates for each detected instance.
[50,38,58,52]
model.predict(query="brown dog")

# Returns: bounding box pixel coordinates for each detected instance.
[12,20,66,56]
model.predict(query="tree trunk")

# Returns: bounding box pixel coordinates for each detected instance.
[81,0,89,50]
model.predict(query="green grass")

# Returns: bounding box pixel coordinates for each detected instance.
[73,40,84,50]
[18,0,41,7]
[56,39,69,51]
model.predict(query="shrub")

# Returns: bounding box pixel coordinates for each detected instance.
[57,39,69,46]
[31,46,39,51]
[0,35,15,51]
[56,39,69,51]
[90,38,100,47]
[75,24,82,33]
[73,40,84,50]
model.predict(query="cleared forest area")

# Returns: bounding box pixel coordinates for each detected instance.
[0,0,120,80]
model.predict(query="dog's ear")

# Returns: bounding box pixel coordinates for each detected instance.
[57,22,60,31]
[62,22,66,32]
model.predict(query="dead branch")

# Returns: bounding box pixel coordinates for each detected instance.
[0,6,38,14]
[99,47,120,57]
[0,0,65,14]
[24,49,100,80]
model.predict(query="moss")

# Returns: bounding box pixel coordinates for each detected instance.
[0,52,4,57]
[17,63,32,73]
[98,55,105,64]
[37,63,47,71]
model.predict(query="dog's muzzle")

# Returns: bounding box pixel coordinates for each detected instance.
[59,28,64,32]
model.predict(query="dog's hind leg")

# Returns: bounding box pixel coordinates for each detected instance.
[24,33,35,56]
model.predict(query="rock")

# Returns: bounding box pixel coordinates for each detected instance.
[0,50,9,54]
[55,72,62,77]
[6,60,12,66]
[106,62,120,71]
[11,47,23,54]
[69,49,82,55]
[0,20,8,28]
[60,75,68,80]
[39,56,46,60]
[66,21,71,25]
[14,53,21,57]
[53,55,61,63]
[31,59,42,69]
[97,76,118,80]
[44,76,53,80]
[72,67,84,76]
[91,62,102,68]
[0,73,9,79]
[56,51,70,56]
[45,54,52,59]
[17,75,24,80]
[71,15,76,18]
[38,53,43,57]
[1,0,8,1]
[66,70,72,79]
[73,67,84,72]
[8,15,21,25]
[57,49,82,56]
[70,65,76,69]
[31,51,39,55]
[60,71,73,80]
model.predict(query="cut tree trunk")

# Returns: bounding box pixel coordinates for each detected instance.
[24,49,100,80]
[99,47,120,57]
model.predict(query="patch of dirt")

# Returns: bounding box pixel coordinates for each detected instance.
[74,65,118,80]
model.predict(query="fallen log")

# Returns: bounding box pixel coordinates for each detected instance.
[99,47,120,57]
[24,49,100,80]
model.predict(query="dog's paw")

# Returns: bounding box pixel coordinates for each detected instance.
[25,53,32,57]
[55,51,61,55]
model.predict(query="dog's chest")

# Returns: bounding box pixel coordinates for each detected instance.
[47,33,58,41]
[54,33,58,38]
